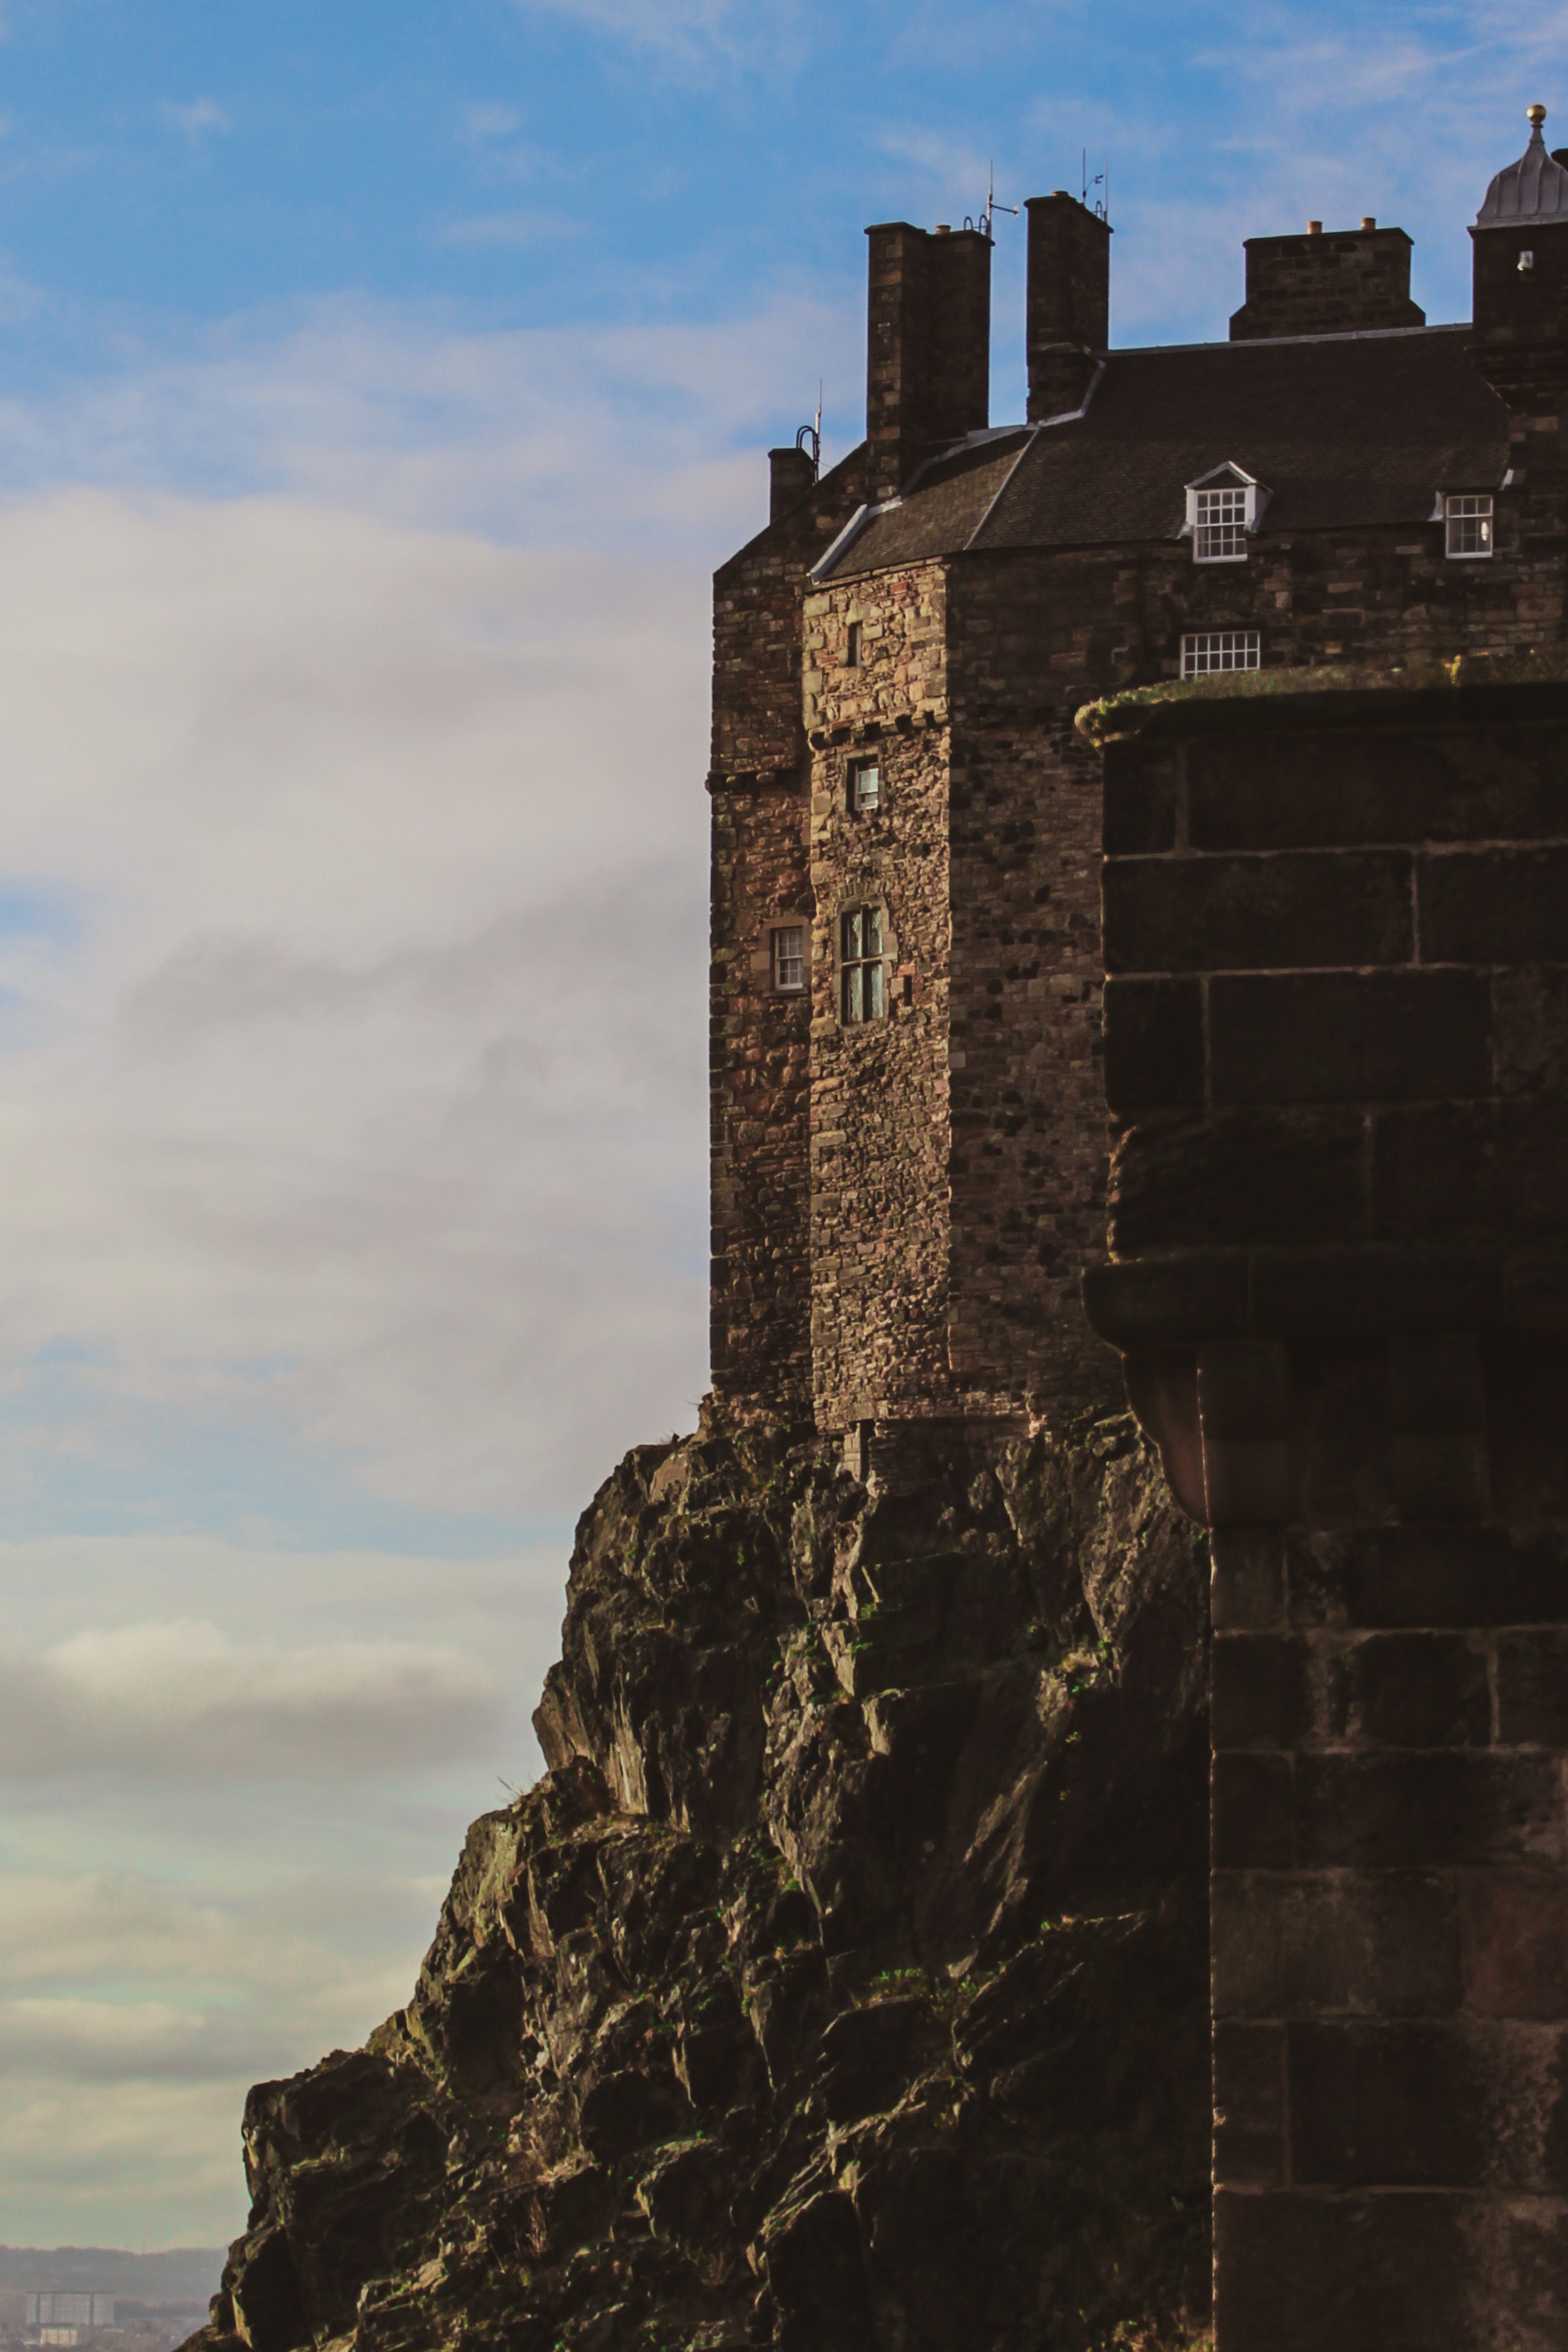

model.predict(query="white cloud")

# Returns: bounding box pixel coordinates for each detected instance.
[438,210,576,248]
[465,104,525,143]
[0,1620,497,1779]
[160,99,230,140]
[0,488,715,1521]
[0,2075,249,2244]
[512,0,743,64]
[0,289,856,548]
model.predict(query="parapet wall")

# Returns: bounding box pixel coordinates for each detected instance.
[1083,664,1568,2352]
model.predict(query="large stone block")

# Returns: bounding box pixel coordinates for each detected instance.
[1287,1527,1568,1632]
[1208,969,1490,1105]
[1101,975,1204,1110]
[1213,2018,1286,2186]
[1185,723,1568,854]
[1292,1752,1563,1872]
[1103,849,1414,975]
[1212,1872,1462,2019]
[1214,2187,1471,2352]
[1111,1109,1367,1251]
[1418,843,1568,964]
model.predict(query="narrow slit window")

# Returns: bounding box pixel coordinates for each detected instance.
[848,756,881,815]
[845,621,862,667]
[1445,494,1494,559]
[772,925,805,992]
[1182,630,1261,678]
[1193,486,1249,563]
[840,906,885,1023]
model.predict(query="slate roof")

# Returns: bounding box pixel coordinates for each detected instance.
[1477,117,1568,225]
[819,324,1512,582]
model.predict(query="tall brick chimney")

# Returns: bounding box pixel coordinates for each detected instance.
[1025,192,1110,421]
[1229,222,1424,340]
[864,222,991,503]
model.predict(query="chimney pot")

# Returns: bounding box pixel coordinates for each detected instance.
[1361,215,1376,230]
[1308,219,1323,234]
[935,223,950,235]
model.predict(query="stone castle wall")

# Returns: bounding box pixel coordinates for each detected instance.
[711,464,1568,1430]
[1086,672,1568,2352]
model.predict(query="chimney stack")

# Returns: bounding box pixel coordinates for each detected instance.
[864,222,991,503]
[1229,225,1423,339]
[1026,192,1110,421]
[768,445,815,520]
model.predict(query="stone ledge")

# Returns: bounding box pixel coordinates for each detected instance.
[1075,650,1568,747]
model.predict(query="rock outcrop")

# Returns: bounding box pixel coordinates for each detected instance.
[183,1411,1214,2352]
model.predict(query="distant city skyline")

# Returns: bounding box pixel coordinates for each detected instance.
[0,0,1557,2253]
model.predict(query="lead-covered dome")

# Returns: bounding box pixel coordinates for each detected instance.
[1477,104,1568,224]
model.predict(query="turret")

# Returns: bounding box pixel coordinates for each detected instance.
[1470,104,1568,367]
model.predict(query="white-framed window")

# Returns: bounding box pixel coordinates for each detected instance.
[1184,465,1265,565]
[1182,630,1261,678]
[772,924,805,992]
[1194,486,1249,562]
[1445,494,1494,559]
[847,755,881,815]
[840,905,885,1023]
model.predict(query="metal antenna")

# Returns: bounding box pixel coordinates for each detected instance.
[979,161,1018,243]
[794,380,823,480]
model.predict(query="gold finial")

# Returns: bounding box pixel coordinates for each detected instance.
[1528,102,1548,129]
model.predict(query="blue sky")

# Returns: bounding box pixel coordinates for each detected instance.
[0,0,1558,2261]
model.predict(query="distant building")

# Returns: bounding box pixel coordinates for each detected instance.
[24,2293,116,2330]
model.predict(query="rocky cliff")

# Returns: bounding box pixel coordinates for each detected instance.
[183,1410,1214,2352]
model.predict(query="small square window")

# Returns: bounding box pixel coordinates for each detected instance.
[772,925,805,992]
[848,756,881,815]
[840,905,885,1022]
[1194,486,1249,563]
[845,621,862,667]
[1445,494,1494,559]
[1182,630,1261,678]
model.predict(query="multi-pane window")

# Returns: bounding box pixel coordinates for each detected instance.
[848,756,881,815]
[1182,630,1261,678]
[1194,486,1249,563]
[1446,494,1494,559]
[772,925,805,992]
[840,906,885,1023]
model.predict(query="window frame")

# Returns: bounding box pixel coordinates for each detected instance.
[771,923,806,994]
[1443,492,1495,561]
[1184,465,1265,565]
[846,754,881,816]
[839,904,886,1025]
[1181,629,1261,678]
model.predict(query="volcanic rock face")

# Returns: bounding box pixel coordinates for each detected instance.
[185,1413,1214,2352]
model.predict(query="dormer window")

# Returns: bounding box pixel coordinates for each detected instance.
[1445,493,1494,558]
[1184,465,1266,564]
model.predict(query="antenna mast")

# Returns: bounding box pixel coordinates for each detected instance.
[794,380,823,480]
[967,161,1018,243]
